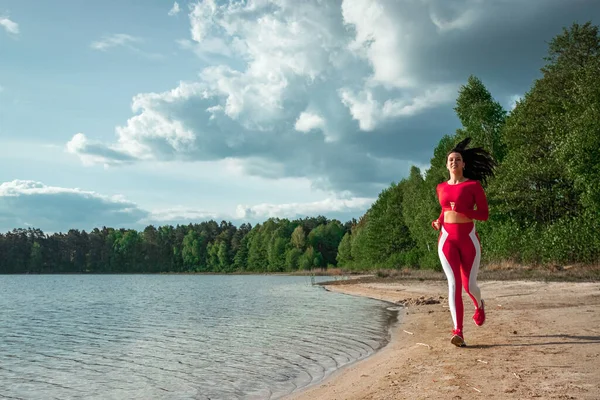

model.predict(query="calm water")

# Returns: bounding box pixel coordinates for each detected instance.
[0,275,397,399]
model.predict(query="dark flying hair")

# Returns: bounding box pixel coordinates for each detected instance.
[447,137,496,185]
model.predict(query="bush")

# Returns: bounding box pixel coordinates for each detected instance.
[541,213,600,264]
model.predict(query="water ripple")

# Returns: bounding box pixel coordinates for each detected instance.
[0,275,397,399]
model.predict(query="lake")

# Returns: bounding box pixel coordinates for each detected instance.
[0,275,398,399]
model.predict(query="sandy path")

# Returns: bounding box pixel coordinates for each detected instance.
[287,280,600,399]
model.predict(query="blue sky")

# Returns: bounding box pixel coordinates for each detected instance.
[1,0,599,233]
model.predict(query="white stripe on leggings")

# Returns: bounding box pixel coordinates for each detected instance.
[468,226,482,308]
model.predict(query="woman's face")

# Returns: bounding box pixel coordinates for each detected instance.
[447,152,465,175]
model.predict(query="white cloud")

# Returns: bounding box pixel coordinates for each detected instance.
[381,84,458,118]
[65,133,95,164]
[339,88,381,131]
[427,1,481,32]
[68,0,464,195]
[235,196,375,220]
[176,37,234,59]
[199,65,290,126]
[89,33,163,59]
[145,207,219,222]
[0,180,371,232]
[342,0,418,89]
[0,16,19,35]
[68,0,582,197]
[143,207,223,226]
[1,180,112,200]
[295,112,325,133]
[339,84,457,131]
[0,180,148,233]
[66,133,138,166]
[90,33,141,51]
[183,0,353,125]
[168,2,181,16]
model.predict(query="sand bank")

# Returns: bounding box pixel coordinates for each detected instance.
[287,279,600,399]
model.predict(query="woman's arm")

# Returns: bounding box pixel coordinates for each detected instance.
[431,185,444,229]
[431,209,444,229]
[457,182,489,221]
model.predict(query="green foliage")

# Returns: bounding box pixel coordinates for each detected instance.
[349,216,369,265]
[337,21,600,271]
[29,241,43,273]
[233,229,253,271]
[489,22,599,228]
[268,236,288,272]
[0,216,347,274]
[307,221,345,267]
[290,226,306,250]
[454,75,507,162]
[340,182,415,270]
[182,230,203,270]
[401,166,440,270]
[336,232,352,265]
[246,223,268,271]
[298,247,315,270]
[285,247,303,271]
[312,251,324,268]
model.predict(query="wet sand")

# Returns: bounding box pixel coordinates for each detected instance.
[287,279,600,399]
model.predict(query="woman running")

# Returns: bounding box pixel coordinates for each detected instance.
[431,137,496,347]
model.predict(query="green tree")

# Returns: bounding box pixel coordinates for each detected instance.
[217,241,231,272]
[367,182,414,265]
[285,247,302,271]
[231,223,251,260]
[267,223,293,272]
[247,224,267,271]
[141,225,161,272]
[29,241,43,273]
[298,247,315,270]
[206,242,220,271]
[349,216,369,268]
[347,182,414,269]
[336,232,352,266]
[182,230,203,270]
[489,22,599,228]
[307,221,344,267]
[290,225,306,250]
[233,230,253,271]
[401,166,440,269]
[551,23,600,214]
[313,250,324,268]
[454,75,507,162]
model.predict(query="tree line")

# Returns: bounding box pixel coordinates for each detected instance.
[339,21,600,270]
[1,22,598,274]
[0,217,350,274]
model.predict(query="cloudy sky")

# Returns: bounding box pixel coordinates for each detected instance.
[1,0,599,233]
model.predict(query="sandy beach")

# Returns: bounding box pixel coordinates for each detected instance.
[288,279,600,399]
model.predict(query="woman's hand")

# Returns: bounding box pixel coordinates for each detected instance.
[431,219,441,230]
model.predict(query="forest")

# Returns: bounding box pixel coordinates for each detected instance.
[1,22,599,274]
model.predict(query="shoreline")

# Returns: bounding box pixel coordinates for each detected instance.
[287,279,600,399]
[285,308,402,400]
[283,286,404,399]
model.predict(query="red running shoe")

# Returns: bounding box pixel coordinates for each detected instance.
[473,299,486,326]
[451,329,466,347]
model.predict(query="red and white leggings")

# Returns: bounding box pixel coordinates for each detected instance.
[437,222,482,332]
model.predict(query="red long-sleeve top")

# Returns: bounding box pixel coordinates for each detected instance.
[434,180,489,226]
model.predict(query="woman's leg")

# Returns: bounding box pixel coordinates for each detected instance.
[459,225,482,309]
[438,227,464,333]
